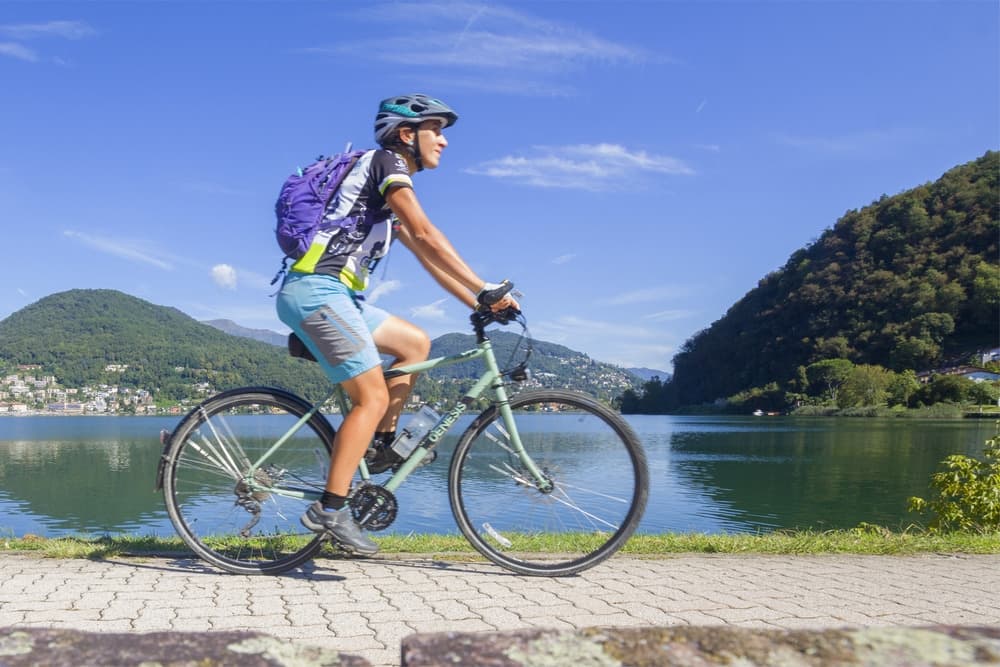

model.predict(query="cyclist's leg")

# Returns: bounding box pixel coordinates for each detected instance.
[278,276,388,485]
[276,274,388,552]
[371,315,431,432]
[327,366,388,494]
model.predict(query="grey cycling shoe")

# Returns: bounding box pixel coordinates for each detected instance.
[300,502,379,555]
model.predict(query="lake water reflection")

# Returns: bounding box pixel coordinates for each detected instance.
[0,414,992,538]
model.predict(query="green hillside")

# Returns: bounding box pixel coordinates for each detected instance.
[0,290,637,409]
[422,330,636,404]
[0,290,331,404]
[659,151,999,410]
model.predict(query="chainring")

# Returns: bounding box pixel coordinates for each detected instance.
[350,484,398,531]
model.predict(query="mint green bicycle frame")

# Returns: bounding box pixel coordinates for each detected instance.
[243,334,549,502]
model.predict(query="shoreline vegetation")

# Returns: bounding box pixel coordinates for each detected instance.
[1,405,997,419]
[3,530,999,561]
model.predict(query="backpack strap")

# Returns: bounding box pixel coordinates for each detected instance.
[321,152,363,212]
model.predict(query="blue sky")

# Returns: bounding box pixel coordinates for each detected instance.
[1,1,997,372]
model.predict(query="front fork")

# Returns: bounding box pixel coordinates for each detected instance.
[482,347,553,493]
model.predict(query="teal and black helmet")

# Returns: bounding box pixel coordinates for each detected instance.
[374,94,458,147]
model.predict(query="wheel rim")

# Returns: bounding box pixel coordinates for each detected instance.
[165,392,331,573]
[450,391,647,575]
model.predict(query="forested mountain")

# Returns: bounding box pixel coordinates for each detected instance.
[422,331,635,403]
[663,151,999,409]
[0,290,332,403]
[0,290,637,408]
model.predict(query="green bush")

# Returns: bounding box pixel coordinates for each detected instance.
[909,424,1000,532]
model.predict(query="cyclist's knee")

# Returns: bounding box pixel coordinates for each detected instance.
[412,329,431,361]
[344,369,390,416]
[375,317,430,363]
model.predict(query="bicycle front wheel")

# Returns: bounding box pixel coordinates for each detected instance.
[449,389,649,576]
[161,387,335,575]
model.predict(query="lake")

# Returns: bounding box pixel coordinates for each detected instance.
[0,414,993,538]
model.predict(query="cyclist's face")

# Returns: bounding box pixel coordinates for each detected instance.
[416,119,447,170]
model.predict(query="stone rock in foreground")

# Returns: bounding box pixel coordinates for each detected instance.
[0,628,369,667]
[402,625,1000,666]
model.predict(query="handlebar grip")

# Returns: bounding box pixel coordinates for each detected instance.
[493,306,521,325]
[477,280,514,307]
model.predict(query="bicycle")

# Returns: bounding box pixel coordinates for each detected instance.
[156,300,649,577]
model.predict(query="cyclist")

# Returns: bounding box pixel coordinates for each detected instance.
[276,93,517,554]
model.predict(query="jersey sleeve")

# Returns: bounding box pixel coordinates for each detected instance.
[371,149,413,196]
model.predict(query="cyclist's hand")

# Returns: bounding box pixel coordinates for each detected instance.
[477,280,521,322]
[477,280,514,309]
[495,294,520,313]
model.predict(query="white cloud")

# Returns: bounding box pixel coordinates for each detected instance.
[532,314,674,369]
[63,230,174,270]
[211,264,238,290]
[0,21,96,40]
[319,3,659,95]
[467,143,694,191]
[367,279,402,304]
[410,298,449,321]
[552,254,576,265]
[418,74,576,97]
[0,20,95,64]
[0,42,38,62]
[341,3,644,69]
[642,309,696,322]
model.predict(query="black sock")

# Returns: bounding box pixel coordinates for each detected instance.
[320,491,348,511]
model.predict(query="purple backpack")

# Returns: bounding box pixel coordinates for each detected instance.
[274,148,365,259]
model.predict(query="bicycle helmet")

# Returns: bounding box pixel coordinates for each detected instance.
[374,94,458,171]
[375,94,458,145]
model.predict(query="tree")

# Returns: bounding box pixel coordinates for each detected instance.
[806,359,854,403]
[619,376,674,414]
[887,369,920,407]
[916,374,975,405]
[969,381,1000,409]
[838,364,893,408]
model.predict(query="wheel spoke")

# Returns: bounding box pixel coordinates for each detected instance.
[163,390,333,575]
[450,389,648,576]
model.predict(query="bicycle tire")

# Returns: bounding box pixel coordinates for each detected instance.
[448,389,649,576]
[161,387,334,575]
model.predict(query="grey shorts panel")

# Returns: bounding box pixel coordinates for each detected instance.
[299,304,369,368]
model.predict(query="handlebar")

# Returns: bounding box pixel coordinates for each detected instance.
[476,279,515,308]
[474,280,520,333]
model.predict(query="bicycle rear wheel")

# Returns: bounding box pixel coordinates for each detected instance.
[449,389,648,576]
[161,387,334,575]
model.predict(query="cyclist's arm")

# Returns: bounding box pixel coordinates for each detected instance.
[385,187,485,296]
[395,224,477,309]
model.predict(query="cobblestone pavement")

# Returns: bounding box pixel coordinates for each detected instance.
[1,552,998,667]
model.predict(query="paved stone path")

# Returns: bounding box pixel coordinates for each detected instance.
[1,552,998,667]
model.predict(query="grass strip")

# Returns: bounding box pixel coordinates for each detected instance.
[2,529,998,561]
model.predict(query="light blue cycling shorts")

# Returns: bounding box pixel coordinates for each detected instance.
[276,272,391,385]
